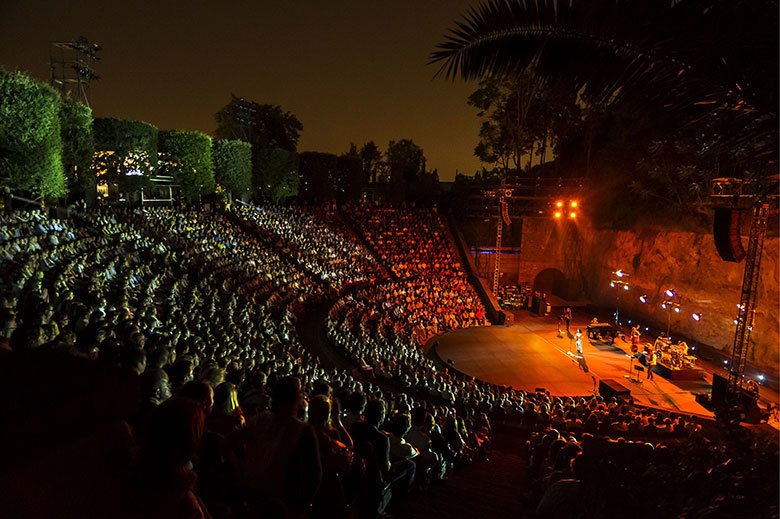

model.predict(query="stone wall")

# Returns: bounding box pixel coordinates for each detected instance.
[579,225,779,374]
[456,215,779,374]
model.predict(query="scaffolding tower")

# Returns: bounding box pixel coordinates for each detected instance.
[49,37,101,107]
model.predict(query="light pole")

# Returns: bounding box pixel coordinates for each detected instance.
[610,269,630,325]
[660,288,681,337]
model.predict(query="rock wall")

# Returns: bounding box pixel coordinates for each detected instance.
[457,215,779,374]
[579,225,779,375]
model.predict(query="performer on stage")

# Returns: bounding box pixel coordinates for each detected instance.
[564,307,572,332]
[630,325,641,354]
[646,348,656,380]
[575,329,583,357]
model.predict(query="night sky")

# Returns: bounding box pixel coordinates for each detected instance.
[0,0,482,181]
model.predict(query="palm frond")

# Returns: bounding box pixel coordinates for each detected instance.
[431,0,778,160]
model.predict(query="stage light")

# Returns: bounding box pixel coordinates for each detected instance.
[645,327,649,331]
[758,374,765,382]
[615,270,624,278]
[623,284,629,290]
[737,304,745,311]
[610,282,615,288]
[569,212,576,218]
[571,201,578,208]
[556,201,563,207]
[639,295,647,303]
[554,212,562,218]
[665,289,675,298]
[628,320,632,324]
[724,360,729,365]
[674,306,680,313]
[661,303,667,309]
[692,313,701,321]
[733,319,739,325]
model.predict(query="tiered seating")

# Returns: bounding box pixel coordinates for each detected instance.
[1,205,774,519]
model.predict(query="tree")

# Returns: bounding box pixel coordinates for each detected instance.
[215,95,303,152]
[0,69,66,199]
[158,130,215,202]
[213,139,251,198]
[359,141,383,183]
[92,118,158,200]
[386,139,426,203]
[299,152,338,203]
[59,99,94,200]
[254,147,299,203]
[431,0,778,173]
[336,147,364,203]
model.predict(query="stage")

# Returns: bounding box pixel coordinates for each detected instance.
[432,314,717,417]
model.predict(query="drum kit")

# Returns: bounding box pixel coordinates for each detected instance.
[653,337,696,369]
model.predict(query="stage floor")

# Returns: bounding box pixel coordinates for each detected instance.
[434,315,716,416]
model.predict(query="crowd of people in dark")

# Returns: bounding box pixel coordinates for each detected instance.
[1,203,776,518]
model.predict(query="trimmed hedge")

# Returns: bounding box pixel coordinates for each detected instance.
[158,130,215,201]
[213,139,251,197]
[0,69,66,198]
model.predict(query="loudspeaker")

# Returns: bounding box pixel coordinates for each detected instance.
[711,373,729,408]
[713,209,746,262]
[599,379,631,399]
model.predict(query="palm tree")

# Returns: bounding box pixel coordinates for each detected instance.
[430,0,777,167]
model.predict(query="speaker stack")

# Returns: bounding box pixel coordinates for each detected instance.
[713,209,746,263]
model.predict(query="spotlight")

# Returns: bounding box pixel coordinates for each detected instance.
[554,212,562,218]
[692,313,701,321]
[569,212,576,218]
[724,360,729,365]
[571,201,578,208]
[674,306,680,313]
[645,327,649,331]
[610,282,615,288]
[661,303,667,309]
[665,289,675,298]
[556,201,563,207]
[615,270,624,278]
[737,304,745,311]
[628,320,632,324]
[733,319,739,325]
[639,295,648,303]
[758,374,765,381]
[623,284,629,291]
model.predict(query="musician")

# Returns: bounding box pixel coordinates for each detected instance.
[575,329,583,357]
[630,326,641,353]
[646,349,656,380]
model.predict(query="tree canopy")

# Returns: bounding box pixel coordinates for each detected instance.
[213,139,251,198]
[299,152,338,203]
[59,99,95,198]
[0,69,66,199]
[386,139,427,203]
[253,147,299,203]
[432,0,778,170]
[215,95,303,152]
[158,130,215,201]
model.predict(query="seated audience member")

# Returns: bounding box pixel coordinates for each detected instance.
[206,382,245,436]
[233,376,321,518]
[131,398,211,519]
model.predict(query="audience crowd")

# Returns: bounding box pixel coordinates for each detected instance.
[1,203,776,518]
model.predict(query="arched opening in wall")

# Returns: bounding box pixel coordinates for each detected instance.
[533,268,568,299]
